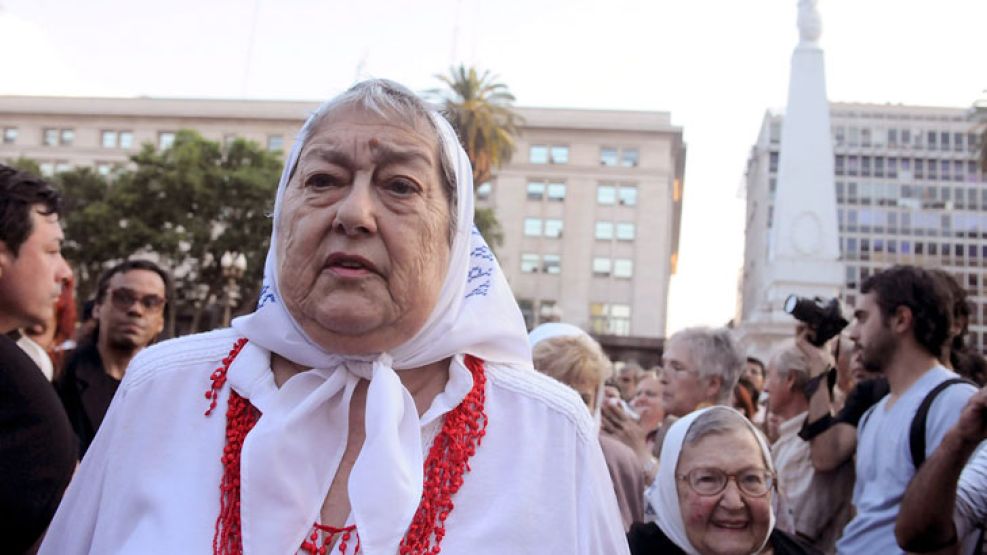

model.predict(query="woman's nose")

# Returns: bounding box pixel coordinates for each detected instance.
[333,175,378,236]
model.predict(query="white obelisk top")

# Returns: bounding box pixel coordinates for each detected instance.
[798,0,822,45]
[736,0,843,360]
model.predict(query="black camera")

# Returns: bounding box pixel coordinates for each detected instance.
[784,295,849,347]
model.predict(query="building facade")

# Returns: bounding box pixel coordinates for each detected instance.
[740,102,986,354]
[0,96,685,354]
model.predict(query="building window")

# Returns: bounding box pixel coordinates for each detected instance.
[59,129,74,146]
[539,300,559,322]
[476,181,492,200]
[521,254,540,273]
[546,182,566,202]
[592,257,611,277]
[834,126,845,145]
[590,303,631,336]
[597,184,617,205]
[614,259,633,278]
[542,254,561,274]
[523,218,543,237]
[616,222,636,241]
[527,181,545,200]
[595,222,614,240]
[159,132,176,150]
[2,127,17,144]
[618,185,638,206]
[42,128,58,146]
[95,162,113,177]
[39,162,55,176]
[529,145,549,164]
[518,299,535,330]
[101,130,118,148]
[54,162,71,174]
[120,131,134,149]
[543,219,564,238]
[550,146,569,164]
[267,135,284,152]
[600,147,619,166]
[621,148,639,167]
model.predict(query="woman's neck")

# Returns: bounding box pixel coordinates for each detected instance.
[270,354,452,417]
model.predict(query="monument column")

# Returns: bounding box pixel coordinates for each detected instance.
[736,0,844,358]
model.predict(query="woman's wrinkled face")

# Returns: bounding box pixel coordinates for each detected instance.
[676,429,772,555]
[277,105,451,355]
[631,376,664,430]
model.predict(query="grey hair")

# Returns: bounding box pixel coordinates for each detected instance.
[294,79,459,243]
[768,340,811,398]
[669,327,744,404]
[684,407,770,467]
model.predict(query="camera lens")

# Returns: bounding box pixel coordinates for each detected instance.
[784,295,798,314]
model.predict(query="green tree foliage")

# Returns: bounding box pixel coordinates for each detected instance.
[55,131,282,334]
[8,157,41,175]
[431,65,522,247]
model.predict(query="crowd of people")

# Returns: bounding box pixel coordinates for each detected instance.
[3,78,987,554]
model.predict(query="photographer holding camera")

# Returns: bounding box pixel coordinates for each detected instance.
[832,265,975,554]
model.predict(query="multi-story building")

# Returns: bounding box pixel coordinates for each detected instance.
[0,96,686,362]
[740,102,987,352]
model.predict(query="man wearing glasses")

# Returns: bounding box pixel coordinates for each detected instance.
[55,259,171,457]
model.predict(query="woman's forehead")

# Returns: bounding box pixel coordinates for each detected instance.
[678,429,762,469]
[307,102,438,147]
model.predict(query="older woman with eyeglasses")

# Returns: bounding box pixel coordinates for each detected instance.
[628,406,818,555]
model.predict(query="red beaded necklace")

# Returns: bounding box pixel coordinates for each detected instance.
[204,338,488,555]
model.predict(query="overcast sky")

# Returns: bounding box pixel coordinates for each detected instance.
[2,0,984,333]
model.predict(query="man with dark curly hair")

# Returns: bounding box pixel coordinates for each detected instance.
[836,265,977,554]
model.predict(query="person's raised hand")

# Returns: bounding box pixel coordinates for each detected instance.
[601,400,648,458]
[951,387,987,447]
[795,323,835,379]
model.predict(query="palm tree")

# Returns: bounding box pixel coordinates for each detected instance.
[431,66,522,247]
[433,65,522,186]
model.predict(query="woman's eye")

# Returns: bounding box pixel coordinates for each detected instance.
[305,173,339,189]
[385,178,418,197]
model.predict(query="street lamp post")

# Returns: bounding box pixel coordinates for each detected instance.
[220,251,247,327]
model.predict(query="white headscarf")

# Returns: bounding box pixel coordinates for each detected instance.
[229,85,532,555]
[650,406,776,555]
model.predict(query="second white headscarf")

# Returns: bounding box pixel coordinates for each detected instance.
[650,406,776,555]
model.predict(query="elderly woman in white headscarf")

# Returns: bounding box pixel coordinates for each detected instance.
[40,80,628,555]
[627,406,818,555]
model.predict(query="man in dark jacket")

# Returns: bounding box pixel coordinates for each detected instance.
[0,164,76,554]
[55,259,171,456]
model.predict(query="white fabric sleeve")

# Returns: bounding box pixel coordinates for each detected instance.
[954,443,987,543]
[576,434,632,554]
[38,383,129,555]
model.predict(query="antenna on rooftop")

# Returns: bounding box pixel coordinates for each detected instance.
[450,0,463,65]
[241,0,261,97]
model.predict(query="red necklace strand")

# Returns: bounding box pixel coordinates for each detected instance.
[205,339,488,555]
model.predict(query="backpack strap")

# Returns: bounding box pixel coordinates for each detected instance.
[910,378,976,469]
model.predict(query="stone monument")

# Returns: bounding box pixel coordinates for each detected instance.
[736,0,844,358]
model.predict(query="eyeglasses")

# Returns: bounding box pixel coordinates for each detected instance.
[677,467,774,497]
[110,288,166,313]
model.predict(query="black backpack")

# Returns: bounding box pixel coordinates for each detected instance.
[909,377,976,469]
